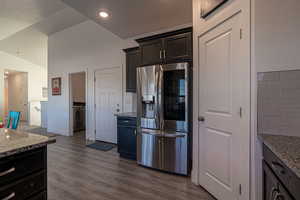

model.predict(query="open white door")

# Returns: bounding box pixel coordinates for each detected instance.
[7,72,28,122]
[198,13,250,200]
[95,67,122,144]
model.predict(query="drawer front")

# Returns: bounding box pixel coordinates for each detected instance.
[0,171,46,200]
[117,118,137,127]
[137,132,161,170]
[161,134,188,175]
[29,191,47,200]
[0,148,46,187]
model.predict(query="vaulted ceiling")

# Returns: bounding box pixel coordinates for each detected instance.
[0,0,66,41]
[62,0,193,38]
[0,0,87,68]
[0,0,192,68]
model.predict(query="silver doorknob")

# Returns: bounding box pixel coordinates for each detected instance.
[198,116,205,122]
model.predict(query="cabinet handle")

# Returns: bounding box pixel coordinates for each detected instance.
[160,50,162,59]
[0,167,15,177]
[274,193,285,200]
[163,50,166,59]
[270,187,279,200]
[271,162,285,174]
[2,192,15,200]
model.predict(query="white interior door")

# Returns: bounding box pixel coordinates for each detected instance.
[198,13,249,200]
[95,68,122,144]
[8,72,28,121]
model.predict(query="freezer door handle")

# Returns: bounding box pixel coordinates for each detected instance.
[140,131,186,138]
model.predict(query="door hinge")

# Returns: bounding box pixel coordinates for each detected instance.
[239,184,242,195]
[240,29,243,39]
[239,107,242,118]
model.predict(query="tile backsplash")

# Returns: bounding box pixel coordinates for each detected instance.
[258,70,300,137]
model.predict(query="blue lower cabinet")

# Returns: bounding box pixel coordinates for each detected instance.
[117,117,137,160]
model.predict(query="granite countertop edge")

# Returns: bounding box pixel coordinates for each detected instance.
[259,134,300,179]
[114,112,137,118]
[0,137,56,159]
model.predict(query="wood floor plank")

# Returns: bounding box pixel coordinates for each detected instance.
[47,133,216,200]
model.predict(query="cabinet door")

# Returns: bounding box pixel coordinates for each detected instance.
[117,126,137,160]
[140,39,163,66]
[137,132,161,169]
[126,49,140,93]
[161,134,188,175]
[263,162,280,200]
[164,32,192,62]
[263,162,294,200]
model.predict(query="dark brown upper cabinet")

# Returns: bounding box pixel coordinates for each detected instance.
[164,32,192,63]
[136,27,192,66]
[123,47,140,93]
[139,39,163,66]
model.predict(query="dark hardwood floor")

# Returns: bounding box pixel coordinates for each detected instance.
[47,133,215,200]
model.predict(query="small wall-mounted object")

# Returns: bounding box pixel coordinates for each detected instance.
[42,87,48,98]
[51,77,62,96]
[201,0,228,18]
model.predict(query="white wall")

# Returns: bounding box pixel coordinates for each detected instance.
[48,20,137,138]
[255,0,300,73]
[0,51,48,125]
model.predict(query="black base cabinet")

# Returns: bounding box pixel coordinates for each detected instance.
[117,117,137,160]
[263,144,300,200]
[0,147,47,200]
[263,162,293,200]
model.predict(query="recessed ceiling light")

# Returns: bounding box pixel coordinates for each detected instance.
[99,11,109,18]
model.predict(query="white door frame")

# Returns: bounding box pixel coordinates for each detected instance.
[68,70,88,137]
[93,66,123,142]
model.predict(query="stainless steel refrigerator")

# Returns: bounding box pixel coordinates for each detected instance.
[137,62,191,175]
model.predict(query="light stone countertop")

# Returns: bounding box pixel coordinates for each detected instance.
[259,134,300,178]
[0,128,56,159]
[115,112,137,118]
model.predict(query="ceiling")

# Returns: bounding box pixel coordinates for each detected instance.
[0,0,192,67]
[0,0,87,68]
[61,0,193,38]
[0,0,66,40]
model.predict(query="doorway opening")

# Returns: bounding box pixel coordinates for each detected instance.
[4,70,29,126]
[69,72,86,141]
